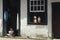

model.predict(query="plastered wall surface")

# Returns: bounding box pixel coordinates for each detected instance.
[0,0,3,36]
[21,0,49,37]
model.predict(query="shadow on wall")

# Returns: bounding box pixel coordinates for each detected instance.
[21,0,27,19]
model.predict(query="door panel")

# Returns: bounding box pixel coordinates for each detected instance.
[52,2,60,39]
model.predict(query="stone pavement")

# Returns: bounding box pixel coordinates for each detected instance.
[0,36,52,40]
[0,37,33,40]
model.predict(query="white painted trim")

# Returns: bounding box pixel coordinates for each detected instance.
[30,0,45,12]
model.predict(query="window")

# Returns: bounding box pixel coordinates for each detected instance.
[27,0,47,25]
[30,0,45,12]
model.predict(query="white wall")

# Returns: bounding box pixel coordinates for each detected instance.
[0,0,3,36]
[48,0,52,36]
[21,0,50,37]
[0,0,2,19]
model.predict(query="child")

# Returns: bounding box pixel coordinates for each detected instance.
[7,28,14,37]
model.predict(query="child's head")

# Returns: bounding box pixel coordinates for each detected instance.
[10,28,13,30]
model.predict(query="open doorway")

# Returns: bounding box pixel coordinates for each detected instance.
[3,0,20,36]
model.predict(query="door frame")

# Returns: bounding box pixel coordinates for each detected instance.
[3,0,20,36]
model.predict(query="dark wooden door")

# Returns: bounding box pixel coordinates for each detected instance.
[52,2,60,39]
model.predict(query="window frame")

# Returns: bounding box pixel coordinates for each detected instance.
[27,0,47,25]
[29,0,45,12]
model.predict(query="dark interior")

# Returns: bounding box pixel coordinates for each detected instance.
[3,0,20,36]
[27,0,47,25]
[52,2,60,39]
